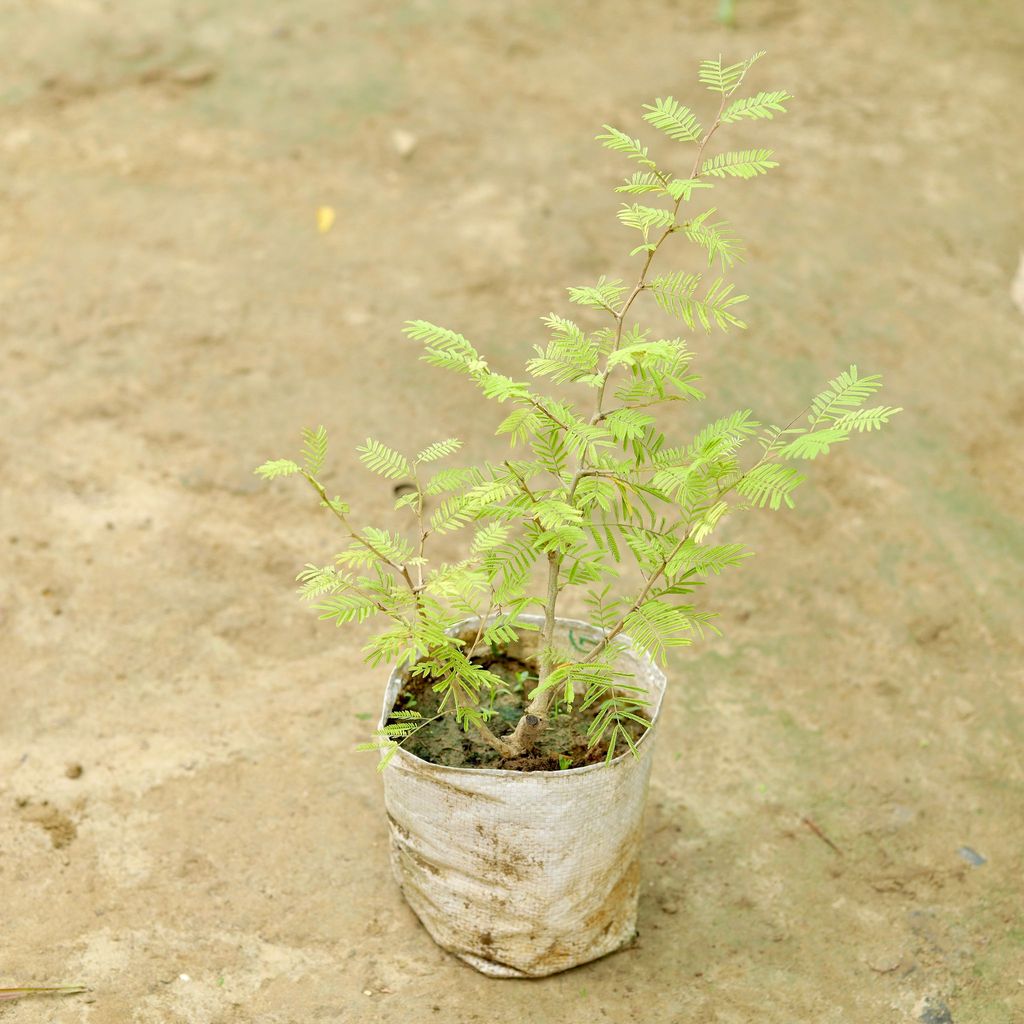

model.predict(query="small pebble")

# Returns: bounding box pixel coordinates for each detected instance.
[170,63,217,86]
[951,696,975,719]
[916,995,953,1024]
[867,954,901,973]
[363,988,373,996]
[1011,251,1024,316]
[956,845,986,866]
[179,974,190,983]
[65,762,83,779]
[390,129,418,158]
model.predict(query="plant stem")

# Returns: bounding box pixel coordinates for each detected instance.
[503,94,732,758]
[504,549,561,756]
[410,466,428,591]
[301,471,420,594]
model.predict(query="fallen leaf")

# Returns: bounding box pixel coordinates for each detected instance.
[317,206,336,234]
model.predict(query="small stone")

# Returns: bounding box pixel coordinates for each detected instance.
[660,901,679,915]
[179,974,190,983]
[363,989,373,996]
[956,845,986,866]
[1011,251,1024,316]
[65,763,83,779]
[951,697,975,719]
[170,63,217,86]
[391,129,418,158]
[867,953,901,973]
[915,995,953,1024]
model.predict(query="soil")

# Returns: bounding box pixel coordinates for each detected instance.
[2,2,1023,1022]
[393,654,648,770]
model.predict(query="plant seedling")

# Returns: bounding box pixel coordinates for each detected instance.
[257,52,899,769]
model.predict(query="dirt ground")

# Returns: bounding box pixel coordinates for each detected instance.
[2,1,1023,1021]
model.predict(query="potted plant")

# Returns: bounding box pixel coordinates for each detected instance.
[256,51,899,978]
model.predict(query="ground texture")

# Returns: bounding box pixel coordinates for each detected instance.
[2,1,1023,1021]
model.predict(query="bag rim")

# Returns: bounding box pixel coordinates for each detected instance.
[378,614,668,779]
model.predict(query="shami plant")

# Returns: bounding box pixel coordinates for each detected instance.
[257,51,899,769]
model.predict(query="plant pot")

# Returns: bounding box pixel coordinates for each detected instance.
[378,615,667,978]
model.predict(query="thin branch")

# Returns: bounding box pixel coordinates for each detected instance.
[507,91,735,756]
[503,460,539,502]
[301,470,422,599]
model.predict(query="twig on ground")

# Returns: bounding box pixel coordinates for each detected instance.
[800,815,844,856]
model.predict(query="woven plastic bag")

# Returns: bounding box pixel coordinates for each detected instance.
[379,616,667,978]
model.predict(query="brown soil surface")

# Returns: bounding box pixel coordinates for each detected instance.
[2,2,1023,1022]
[393,653,647,770]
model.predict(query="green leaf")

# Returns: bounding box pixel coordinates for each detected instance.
[478,372,531,403]
[560,414,614,464]
[532,428,570,477]
[721,89,793,123]
[424,465,482,496]
[648,272,748,331]
[527,316,601,384]
[642,97,703,142]
[735,464,805,509]
[496,407,542,444]
[830,406,902,432]
[300,426,328,475]
[254,459,301,480]
[567,277,627,314]
[807,365,885,427]
[614,171,667,195]
[665,178,714,202]
[680,208,745,269]
[565,547,616,586]
[316,592,378,625]
[688,409,760,460]
[533,499,585,532]
[779,428,850,460]
[596,126,659,170]
[404,320,487,376]
[666,541,751,577]
[296,563,343,600]
[605,407,656,444]
[357,439,410,481]
[617,203,676,241]
[698,51,766,96]
[690,500,731,542]
[320,495,350,516]
[416,438,462,463]
[430,497,473,533]
[701,149,778,180]
[471,522,510,554]
[624,599,695,664]
[482,538,537,601]
[394,489,421,512]
[360,527,414,563]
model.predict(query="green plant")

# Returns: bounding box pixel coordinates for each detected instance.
[257,52,899,767]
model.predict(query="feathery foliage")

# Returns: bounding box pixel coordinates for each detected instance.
[256,52,899,770]
[701,148,779,179]
[642,97,703,143]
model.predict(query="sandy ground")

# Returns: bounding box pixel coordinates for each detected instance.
[2,1,1023,1021]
